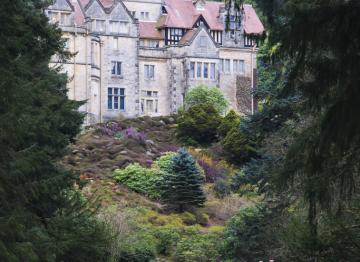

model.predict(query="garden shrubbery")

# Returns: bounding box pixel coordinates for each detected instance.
[184,85,228,114]
[177,103,222,146]
[114,149,206,210]
[113,163,164,199]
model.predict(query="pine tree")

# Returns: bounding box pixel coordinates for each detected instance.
[0,0,109,260]
[160,148,206,212]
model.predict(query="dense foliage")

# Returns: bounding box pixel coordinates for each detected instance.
[221,0,360,260]
[114,163,164,199]
[0,0,109,260]
[160,149,206,212]
[217,110,241,138]
[184,85,228,114]
[177,103,222,146]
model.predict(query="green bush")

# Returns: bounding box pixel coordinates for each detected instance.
[222,205,266,261]
[222,127,257,164]
[218,110,241,138]
[117,232,157,262]
[213,178,231,198]
[113,164,164,199]
[152,152,176,173]
[185,85,228,114]
[174,233,222,262]
[180,212,197,225]
[177,104,222,146]
[152,227,181,255]
[195,212,210,226]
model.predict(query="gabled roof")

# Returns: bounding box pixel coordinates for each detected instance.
[179,25,218,47]
[243,4,264,35]
[139,22,163,40]
[158,0,264,35]
[158,0,224,31]
[70,0,85,25]
[69,0,136,26]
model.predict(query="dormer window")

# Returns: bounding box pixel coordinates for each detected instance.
[92,19,105,33]
[110,21,129,34]
[60,12,70,25]
[165,28,184,45]
[47,11,71,26]
[244,34,257,47]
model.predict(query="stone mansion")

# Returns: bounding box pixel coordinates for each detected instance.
[46,0,264,124]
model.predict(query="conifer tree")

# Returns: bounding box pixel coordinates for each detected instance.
[160,148,206,212]
[0,0,109,260]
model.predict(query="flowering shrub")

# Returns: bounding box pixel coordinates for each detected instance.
[97,123,146,142]
[97,121,123,136]
[123,127,146,141]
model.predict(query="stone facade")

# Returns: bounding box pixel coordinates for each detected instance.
[46,0,264,124]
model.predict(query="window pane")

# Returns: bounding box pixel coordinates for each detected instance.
[114,96,118,109]
[144,65,148,79]
[203,63,208,78]
[108,96,112,109]
[120,96,125,110]
[190,62,195,78]
[117,62,121,75]
[239,60,245,73]
[150,65,154,79]
[210,63,215,79]
[120,88,125,95]
[119,22,128,34]
[111,62,116,75]
[225,59,230,72]
[197,62,202,78]
[114,88,118,95]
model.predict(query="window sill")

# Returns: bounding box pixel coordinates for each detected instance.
[111,75,124,79]
[107,109,125,112]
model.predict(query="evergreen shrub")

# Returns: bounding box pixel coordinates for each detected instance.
[177,104,222,146]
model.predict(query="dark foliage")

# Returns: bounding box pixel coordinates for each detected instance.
[0,0,109,260]
[160,149,206,212]
[176,103,222,146]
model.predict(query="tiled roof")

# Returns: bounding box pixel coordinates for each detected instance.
[55,0,265,35]
[158,0,224,30]
[70,0,85,25]
[178,29,195,45]
[139,22,163,39]
[243,4,264,35]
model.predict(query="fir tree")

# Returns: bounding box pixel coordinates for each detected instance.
[160,148,206,212]
[0,0,109,260]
